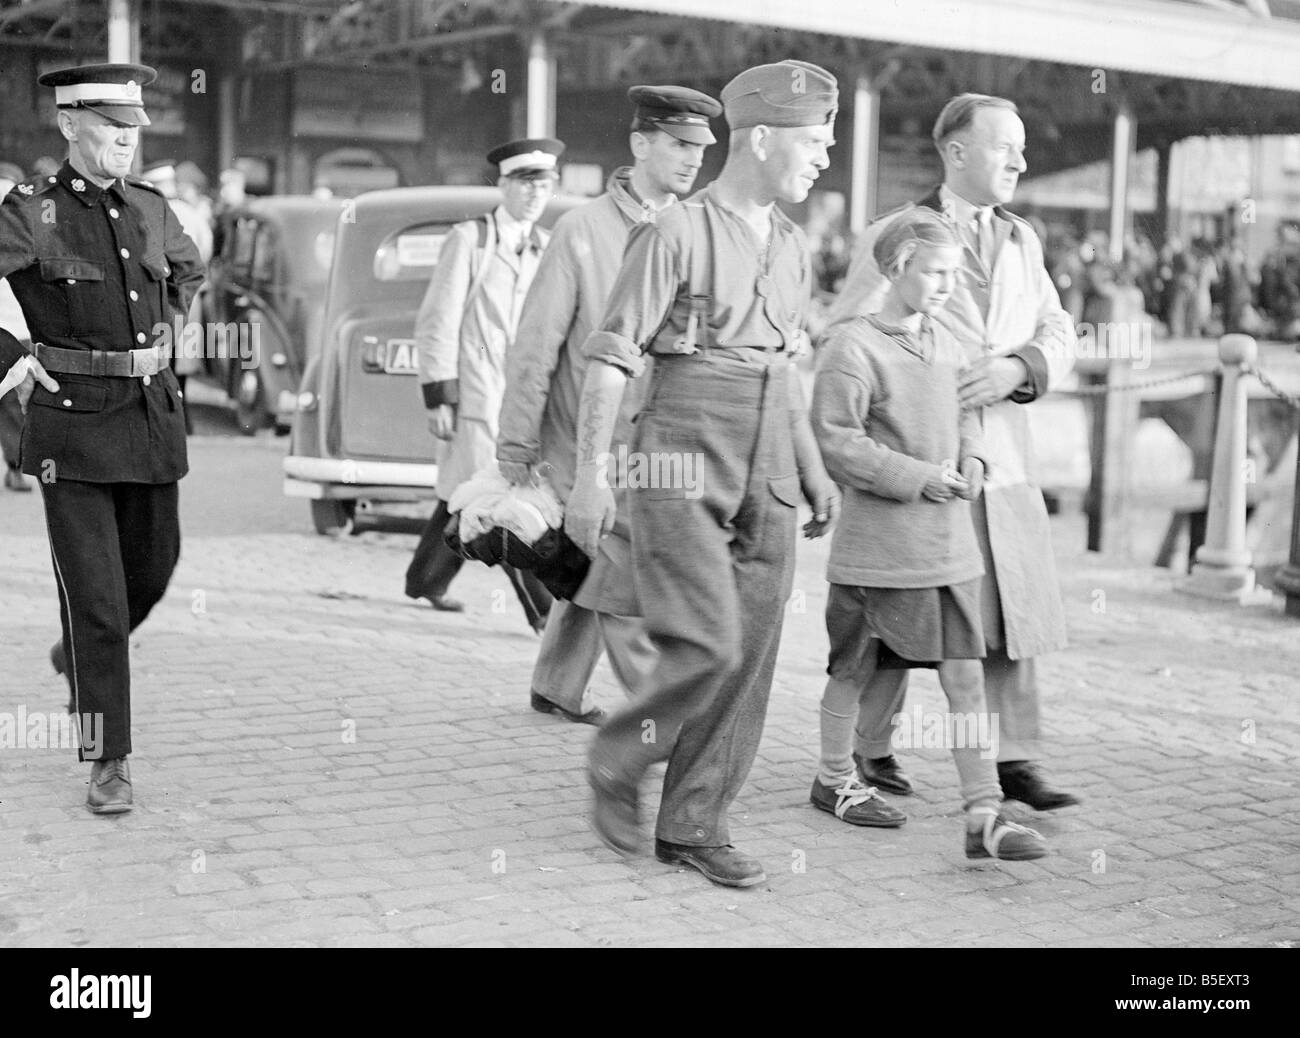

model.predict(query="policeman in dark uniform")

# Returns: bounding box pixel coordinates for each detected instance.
[0,63,205,813]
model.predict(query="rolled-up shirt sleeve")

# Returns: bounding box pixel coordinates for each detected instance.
[583,220,681,379]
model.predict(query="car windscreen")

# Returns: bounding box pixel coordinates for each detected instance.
[372,222,455,282]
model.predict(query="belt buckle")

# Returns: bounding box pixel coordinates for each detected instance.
[133,347,160,378]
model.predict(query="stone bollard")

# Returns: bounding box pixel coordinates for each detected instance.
[1269,427,1300,618]
[1180,334,1257,601]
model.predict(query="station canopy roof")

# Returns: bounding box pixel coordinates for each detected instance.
[579,0,1300,93]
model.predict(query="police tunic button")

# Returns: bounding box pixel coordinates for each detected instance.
[47,176,56,183]
[66,279,76,285]
[142,375,151,386]
[136,332,146,343]
[109,208,120,219]
[62,399,72,407]
[120,248,130,259]
[129,290,139,301]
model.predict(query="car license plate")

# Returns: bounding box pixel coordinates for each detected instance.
[382,338,420,375]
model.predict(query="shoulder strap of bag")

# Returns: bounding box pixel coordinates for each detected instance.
[463,212,497,310]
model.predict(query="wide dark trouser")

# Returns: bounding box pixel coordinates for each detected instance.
[405,498,553,629]
[41,478,180,762]
[589,351,799,848]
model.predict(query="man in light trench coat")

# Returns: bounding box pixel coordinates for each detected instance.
[826,93,1080,811]
[404,138,564,633]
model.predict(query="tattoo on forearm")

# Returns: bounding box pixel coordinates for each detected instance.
[577,384,611,468]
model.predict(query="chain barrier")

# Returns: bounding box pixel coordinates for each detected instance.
[1059,363,1300,410]
[1246,364,1300,411]
[1064,367,1219,397]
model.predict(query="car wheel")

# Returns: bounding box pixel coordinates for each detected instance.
[235,371,267,436]
[311,498,355,536]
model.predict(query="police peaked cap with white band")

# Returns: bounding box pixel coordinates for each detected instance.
[39,62,157,127]
[487,137,565,178]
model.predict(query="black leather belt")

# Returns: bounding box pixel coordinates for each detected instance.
[33,342,166,377]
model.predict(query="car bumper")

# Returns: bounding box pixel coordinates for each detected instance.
[282,455,439,500]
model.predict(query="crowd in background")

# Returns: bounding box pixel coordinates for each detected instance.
[810,212,1300,344]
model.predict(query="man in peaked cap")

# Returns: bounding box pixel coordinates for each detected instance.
[404,136,563,633]
[497,84,721,727]
[564,61,842,887]
[0,62,205,814]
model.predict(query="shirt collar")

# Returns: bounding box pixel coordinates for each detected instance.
[703,183,796,241]
[57,161,130,207]
[939,184,995,227]
[492,204,539,252]
[609,166,675,225]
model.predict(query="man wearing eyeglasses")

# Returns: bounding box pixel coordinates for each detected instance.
[404,137,564,633]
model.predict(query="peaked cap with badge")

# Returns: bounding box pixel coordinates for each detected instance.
[627,85,722,145]
[39,62,157,127]
[487,137,565,179]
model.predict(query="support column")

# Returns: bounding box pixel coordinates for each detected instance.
[217,74,237,173]
[525,31,556,138]
[1153,139,1171,247]
[106,0,140,63]
[1108,100,1135,264]
[850,72,880,234]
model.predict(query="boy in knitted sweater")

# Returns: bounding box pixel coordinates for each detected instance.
[809,208,1048,861]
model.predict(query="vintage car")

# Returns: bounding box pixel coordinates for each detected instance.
[194,195,346,433]
[283,186,581,534]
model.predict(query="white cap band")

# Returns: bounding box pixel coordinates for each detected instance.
[499,151,557,176]
[54,80,144,106]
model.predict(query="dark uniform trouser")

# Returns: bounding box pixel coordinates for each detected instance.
[42,478,180,762]
[0,392,22,470]
[405,498,553,629]
[589,351,798,848]
[853,492,1043,763]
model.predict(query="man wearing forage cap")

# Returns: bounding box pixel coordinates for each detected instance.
[497,84,722,727]
[0,62,205,814]
[564,61,842,888]
[404,136,563,633]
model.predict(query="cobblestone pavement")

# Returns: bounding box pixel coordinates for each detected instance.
[1,437,1298,948]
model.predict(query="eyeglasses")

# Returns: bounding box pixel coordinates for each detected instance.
[507,176,557,192]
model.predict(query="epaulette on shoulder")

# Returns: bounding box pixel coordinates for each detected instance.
[7,176,54,202]
[124,175,165,195]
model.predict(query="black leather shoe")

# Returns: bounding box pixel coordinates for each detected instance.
[4,466,30,492]
[86,757,133,814]
[998,761,1080,811]
[853,752,914,796]
[531,691,606,726]
[428,595,464,612]
[589,762,640,856]
[654,840,766,888]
